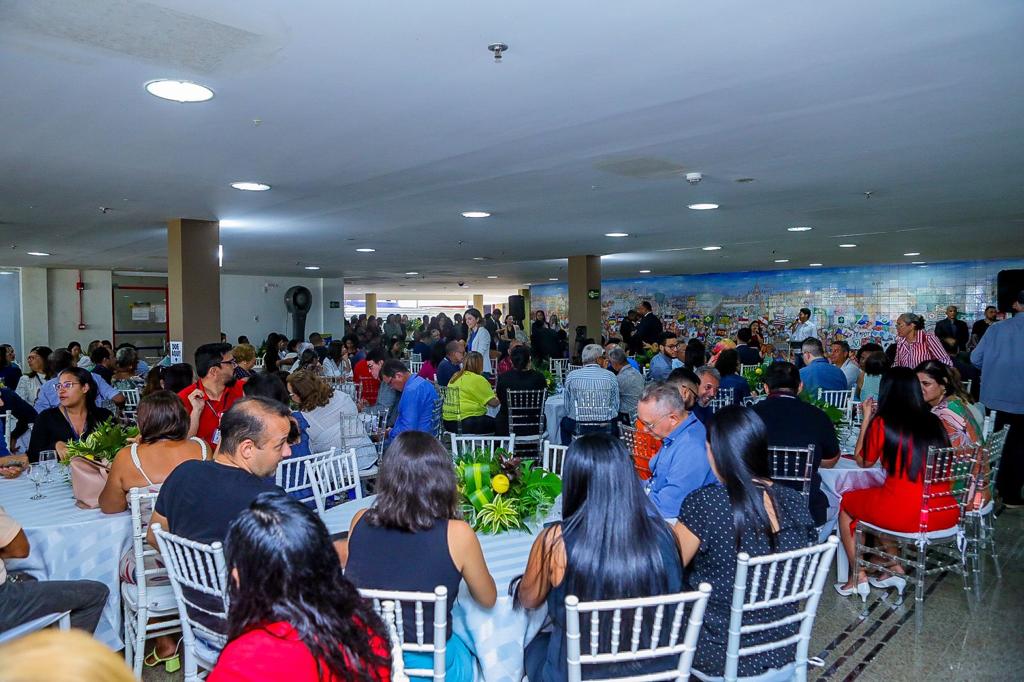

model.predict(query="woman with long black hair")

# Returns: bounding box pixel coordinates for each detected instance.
[516,433,683,681]
[673,405,815,677]
[836,366,951,598]
[208,491,391,681]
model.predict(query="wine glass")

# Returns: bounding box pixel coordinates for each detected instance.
[26,464,46,500]
[38,449,58,483]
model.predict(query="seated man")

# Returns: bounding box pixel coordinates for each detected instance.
[608,347,644,422]
[647,332,678,382]
[434,341,465,387]
[351,347,386,405]
[560,344,619,445]
[735,327,763,366]
[179,342,246,450]
[829,340,860,389]
[148,396,291,547]
[689,366,721,425]
[799,338,849,396]
[752,362,839,532]
[0,505,109,634]
[637,383,716,519]
[380,360,439,444]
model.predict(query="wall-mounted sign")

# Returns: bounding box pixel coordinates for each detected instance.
[329,301,341,309]
[169,341,183,364]
[587,289,601,300]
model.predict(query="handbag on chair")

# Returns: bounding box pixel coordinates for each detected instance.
[69,457,111,509]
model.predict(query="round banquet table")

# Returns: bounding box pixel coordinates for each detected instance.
[819,455,886,583]
[0,473,131,649]
[325,495,552,682]
[544,393,566,444]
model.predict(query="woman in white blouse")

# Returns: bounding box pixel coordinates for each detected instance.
[287,370,377,470]
[321,340,352,380]
[15,346,52,406]
[464,308,493,375]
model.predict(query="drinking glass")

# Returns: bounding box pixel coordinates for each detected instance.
[38,449,58,483]
[26,465,46,500]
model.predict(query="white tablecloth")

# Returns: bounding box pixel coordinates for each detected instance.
[544,394,566,444]
[0,475,131,649]
[326,495,550,682]
[818,456,886,583]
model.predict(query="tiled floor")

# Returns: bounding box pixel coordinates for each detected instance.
[142,509,1024,681]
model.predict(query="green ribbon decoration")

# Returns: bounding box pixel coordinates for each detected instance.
[462,463,494,509]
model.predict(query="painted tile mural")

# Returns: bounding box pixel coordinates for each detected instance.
[530,259,1023,350]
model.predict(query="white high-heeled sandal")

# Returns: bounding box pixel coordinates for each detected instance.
[833,580,870,602]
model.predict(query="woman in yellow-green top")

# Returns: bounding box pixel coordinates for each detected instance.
[442,351,499,435]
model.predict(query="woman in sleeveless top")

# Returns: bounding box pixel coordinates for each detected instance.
[343,431,496,682]
[516,434,684,682]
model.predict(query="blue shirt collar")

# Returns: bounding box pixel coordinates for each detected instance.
[662,411,699,447]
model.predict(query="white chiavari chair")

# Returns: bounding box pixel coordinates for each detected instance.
[0,611,70,645]
[121,388,141,423]
[739,363,760,376]
[380,601,410,682]
[708,387,734,414]
[543,440,568,477]
[566,584,712,682]
[275,448,335,507]
[360,586,448,681]
[767,445,815,500]
[549,358,569,384]
[450,434,515,459]
[306,448,362,516]
[506,388,547,458]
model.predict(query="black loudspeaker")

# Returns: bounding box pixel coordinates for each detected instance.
[997,269,1024,312]
[284,286,313,340]
[508,295,526,323]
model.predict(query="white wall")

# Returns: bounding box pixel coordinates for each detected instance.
[19,267,49,353]
[220,274,345,345]
[0,271,21,355]
[46,269,114,348]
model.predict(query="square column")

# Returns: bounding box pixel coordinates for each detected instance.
[568,255,602,342]
[365,293,377,317]
[473,294,484,311]
[167,219,221,362]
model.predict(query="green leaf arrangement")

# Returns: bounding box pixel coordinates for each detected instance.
[62,418,139,466]
[742,363,771,393]
[798,392,846,426]
[454,447,562,534]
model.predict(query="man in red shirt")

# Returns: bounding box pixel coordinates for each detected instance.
[351,347,387,406]
[179,342,246,449]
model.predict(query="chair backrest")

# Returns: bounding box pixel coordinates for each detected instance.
[440,384,462,429]
[961,379,972,394]
[253,356,265,370]
[721,536,839,681]
[740,395,767,407]
[619,424,658,479]
[920,442,978,531]
[275,448,335,506]
[740,363,759,375]
[708,387,733,413]
[306,448,363,515]
[982,413,994,440]
[127,488,174,614]
[975,426,1009,503]
[409,360,424,375]
[550,358,569,382]
[767,445,815,499]
[122,387,141,409]
[543,440,568,477]
[450,434,515,458]
[565,584,712,682]
[379,601,410,682]
[151,524,229,659]
[506,389,547,438]
[570,379,617,424]
[360,586,448,680]
[816,387,855,415]
[2,410,14,452]
[431,387,446,439]
[336,381,362,404]
[0,611,70,645]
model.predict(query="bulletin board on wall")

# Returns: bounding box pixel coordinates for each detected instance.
[112,285,169,362]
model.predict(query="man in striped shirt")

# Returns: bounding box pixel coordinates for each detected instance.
[893,313,952,368]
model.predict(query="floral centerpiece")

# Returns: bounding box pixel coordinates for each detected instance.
[61,418,139,467]
[742,363,770,394]
[455,448,561,534]
[799,392,845,426]
[535,361,559,396]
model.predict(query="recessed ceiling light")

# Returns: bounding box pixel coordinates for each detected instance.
[487,275,499,279]
[461,211,491,218]
[774,259,790,263]
[912,261,927,265]
[688,203,719,210]
[809,263,823,267]
[472,257,488,261]
[218,244,223,268]
[788,226,813,232]
[605,232,629,237]
[356,248,375,253]
[405,271,419,275]
[304,266,320,270]
[548,278,558,281]
[838,243,857,248]
[145,79,214,103]
[0,271,13,275]
[231,182,271,191]
[639,269,651,273]
[27,251,50,256]
[701,246,722,251]
[903,252,920,256]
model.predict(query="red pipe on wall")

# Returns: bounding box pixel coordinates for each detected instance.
[77,269,86,331]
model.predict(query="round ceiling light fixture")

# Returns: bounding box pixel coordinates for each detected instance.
[688,203,719,210]
[231,182,271,191]
[461,211,491,218]
[604,232,629,237]
[145,79,214,103]
[788,226,813,232]
[701,245,722,251]
[355,248,376,253]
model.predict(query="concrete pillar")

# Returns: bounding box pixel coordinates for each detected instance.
[568,255,602,342]
[320,277,345,339]
[365,293,377,317]
[167,219,221,363]
[473,294,484,311]
[19,267,49,353]
[518,288,531,325]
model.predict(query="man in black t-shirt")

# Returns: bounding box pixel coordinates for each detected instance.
[752,362,840,532]
[148,396,292,547]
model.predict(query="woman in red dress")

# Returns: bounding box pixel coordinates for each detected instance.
[835,367,953,601]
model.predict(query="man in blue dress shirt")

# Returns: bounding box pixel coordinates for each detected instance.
[381,360,439,444]
[798,338,848,397]
[637,382,717,519]
[648,332,679,382]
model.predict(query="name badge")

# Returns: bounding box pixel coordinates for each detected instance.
[211,428,221,445]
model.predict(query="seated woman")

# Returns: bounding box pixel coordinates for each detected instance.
[674,406,815,678]
[321,340,352,380]
[837,367,952,599]
[343,431,496,681]
[289,345,321,375]
[99,390,209,514]
[288,370,375,470]
[713,348,751,404]
[209,491,391,682]
[916,360,982,448]
[243,373,311,459]
[417,341,446,383]
[857,350,887,402]
[517,434,683,681]
[27,368,113,462]
[443,351,499,434]
[111,347,145,392]
[15,346,52,407]
[495,345,547,437]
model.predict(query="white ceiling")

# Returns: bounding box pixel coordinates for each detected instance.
[1,0,1023,298]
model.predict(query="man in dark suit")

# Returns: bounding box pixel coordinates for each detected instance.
[735,327,762,366]
[934,305,969,352]
[752,362,840,532]
[635,301,663,348]
[619,310,637,350]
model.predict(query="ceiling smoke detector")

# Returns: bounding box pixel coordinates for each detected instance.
[488,43,508,61]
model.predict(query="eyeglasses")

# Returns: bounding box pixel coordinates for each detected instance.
[56,381,81,390]
[218,359,238,367]
[639,412,672,433]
